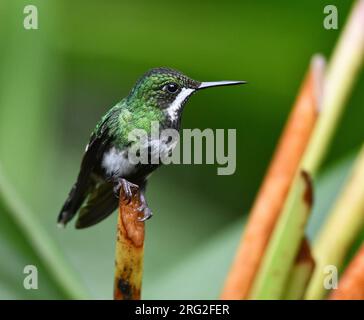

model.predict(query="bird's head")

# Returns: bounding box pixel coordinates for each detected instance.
[127,67,246,123]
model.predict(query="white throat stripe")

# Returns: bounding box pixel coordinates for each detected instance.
[167,88,194,122]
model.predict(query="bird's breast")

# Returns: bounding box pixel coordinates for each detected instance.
[101,146,136,178]
[101,136,178,179]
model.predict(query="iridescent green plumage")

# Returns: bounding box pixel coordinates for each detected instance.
[93,67,199,148]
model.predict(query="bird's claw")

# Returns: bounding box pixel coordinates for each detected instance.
[138,206,153,222]
[114,179,139,204]
[114,180,152,221]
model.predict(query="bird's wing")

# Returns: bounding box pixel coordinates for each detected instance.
[75,180,118,229]
[57,108,118,227]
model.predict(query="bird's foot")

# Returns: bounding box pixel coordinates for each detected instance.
[113,178,139,204]
[137,194,153,222]
[137,204,153,222]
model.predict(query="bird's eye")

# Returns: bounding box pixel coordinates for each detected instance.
[163,82,179,93]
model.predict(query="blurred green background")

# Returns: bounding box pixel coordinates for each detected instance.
[0,0,363,299]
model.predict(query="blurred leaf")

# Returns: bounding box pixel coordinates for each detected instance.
[0,166,89,299]
[307,153,355,240]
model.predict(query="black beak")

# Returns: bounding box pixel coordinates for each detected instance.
[197,80,247,90]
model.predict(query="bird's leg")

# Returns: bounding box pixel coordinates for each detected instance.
[137,191,153,222]
[113,178,139,204]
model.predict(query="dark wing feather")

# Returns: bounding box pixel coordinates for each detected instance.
[75,181,118,229]
[57,112,115,227]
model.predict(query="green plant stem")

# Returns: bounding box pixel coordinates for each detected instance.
[283,238,315,300]
[250,171,313,299]
[302,0,364,175]
[305,145,364,299]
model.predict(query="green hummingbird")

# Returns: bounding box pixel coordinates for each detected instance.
[58,67,245,228]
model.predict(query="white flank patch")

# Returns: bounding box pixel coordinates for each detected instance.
[102,147,135,177]
[167,88,194,122]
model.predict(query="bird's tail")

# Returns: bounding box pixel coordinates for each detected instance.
[57,181,89,227]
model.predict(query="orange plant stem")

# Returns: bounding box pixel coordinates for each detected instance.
[221,55,324,299]
[329,244,364,300]
[113,189,145,300]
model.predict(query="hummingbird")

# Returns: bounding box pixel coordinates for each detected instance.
[58,67,245,229]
